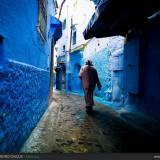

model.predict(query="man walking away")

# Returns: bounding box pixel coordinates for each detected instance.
[79,60,102,114]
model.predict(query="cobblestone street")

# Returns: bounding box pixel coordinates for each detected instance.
[20,91,160,153]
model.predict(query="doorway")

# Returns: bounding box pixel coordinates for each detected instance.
[73,63,82,92]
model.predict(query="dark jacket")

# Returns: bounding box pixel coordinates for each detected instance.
[79,65,101,90]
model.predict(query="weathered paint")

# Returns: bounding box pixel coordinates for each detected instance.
[0,0,57,152]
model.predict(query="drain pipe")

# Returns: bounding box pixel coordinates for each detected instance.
[49,38,55,97]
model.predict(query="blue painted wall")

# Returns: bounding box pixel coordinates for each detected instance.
[124,18,160,118]
[0,0,54,69]
[0,0,56,152]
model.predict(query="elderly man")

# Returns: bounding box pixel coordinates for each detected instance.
[79,60,102,113]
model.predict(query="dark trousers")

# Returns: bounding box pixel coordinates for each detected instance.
[84,88,94,108]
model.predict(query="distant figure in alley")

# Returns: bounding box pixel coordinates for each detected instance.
[79,60,102,113]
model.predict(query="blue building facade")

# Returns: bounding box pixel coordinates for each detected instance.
[0,0,58,152]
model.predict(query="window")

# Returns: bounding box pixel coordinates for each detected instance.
[63,45,65,51]
[38,0,47,40]
[62,19,66,30]
[72,30,76,45]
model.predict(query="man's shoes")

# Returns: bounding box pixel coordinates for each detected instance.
[86,106,93,114]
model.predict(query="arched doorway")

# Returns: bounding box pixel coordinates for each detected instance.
[72,63,82,92]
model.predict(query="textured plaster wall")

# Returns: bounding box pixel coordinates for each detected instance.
[83,37,124,102]
[0,60,49,152]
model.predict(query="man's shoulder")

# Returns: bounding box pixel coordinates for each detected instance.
[90,66,97,71]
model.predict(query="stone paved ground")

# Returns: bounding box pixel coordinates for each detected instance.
[20,91,160,153]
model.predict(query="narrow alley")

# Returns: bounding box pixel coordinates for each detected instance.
[1,0,160,156]
[21,91,160,153]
